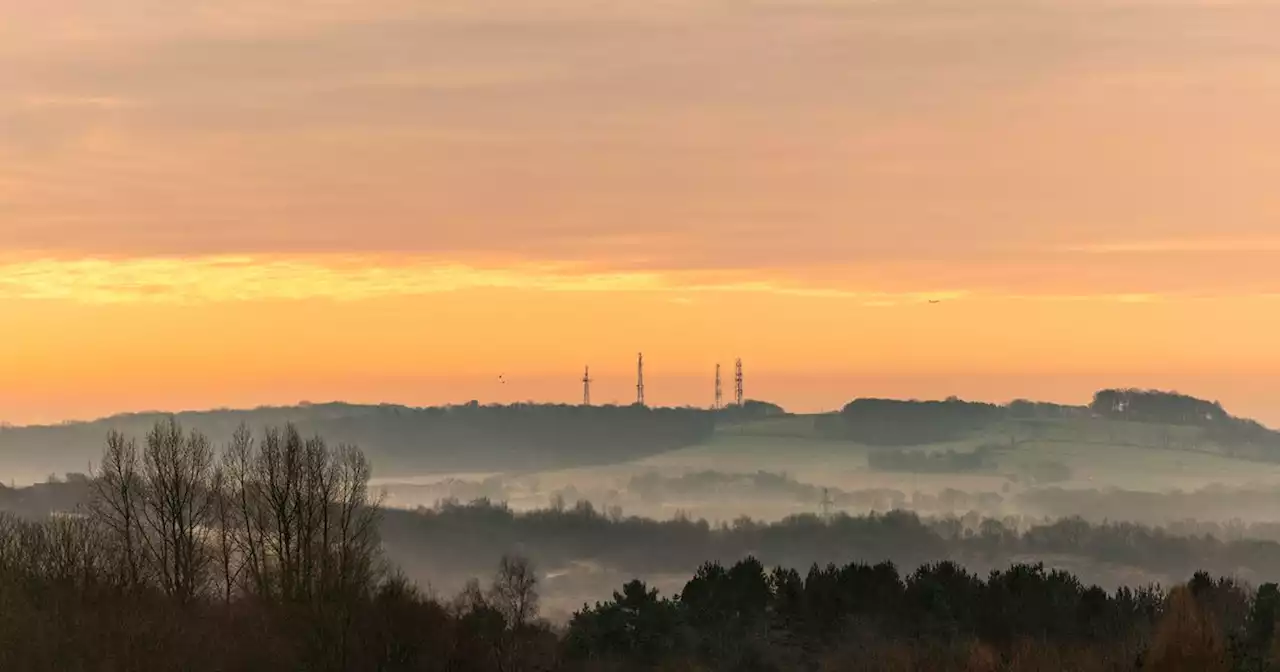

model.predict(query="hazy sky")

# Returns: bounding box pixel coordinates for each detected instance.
[4,0,1280,424]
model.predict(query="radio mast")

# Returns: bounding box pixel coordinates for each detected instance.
[714,364,723,410]
[734,358,744,406]
[636,353,645,406]
[582,366,592,406]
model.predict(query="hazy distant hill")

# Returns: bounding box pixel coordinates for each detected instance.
[0,402,718,484]
[819,389,1280,462]
[3,389,1277,486]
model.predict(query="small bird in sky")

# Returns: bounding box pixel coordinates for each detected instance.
[928,299,942,304]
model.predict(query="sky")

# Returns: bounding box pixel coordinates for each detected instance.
[3,0,1280,425]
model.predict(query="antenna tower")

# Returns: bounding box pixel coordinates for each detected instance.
[820,487,834,522]
[714,364,723,410]
[582,366,593,406]
[636,353,646,406]
[734,358,744,406]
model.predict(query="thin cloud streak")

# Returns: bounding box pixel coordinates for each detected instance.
[3,254,1275,306]
[1063,239,1280,254]
[4,0,1280,267]
[0,255,960,304]
[16,95,141,109]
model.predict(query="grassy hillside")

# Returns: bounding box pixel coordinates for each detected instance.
[4,388,1276,493]
[638,414,1280,494]
[0,402,716,485]
[824,391,1280,461]
[371,414,1280,528]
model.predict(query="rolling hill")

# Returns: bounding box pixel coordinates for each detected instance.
[3,389,1277,490]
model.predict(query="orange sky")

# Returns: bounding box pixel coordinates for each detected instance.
[3,0,1280,425]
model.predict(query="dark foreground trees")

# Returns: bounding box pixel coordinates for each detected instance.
[88,418,379,612]
[0,509,557,671]
[0,419,558,671]
[8,419,1280,670]
[565,559,1280,672]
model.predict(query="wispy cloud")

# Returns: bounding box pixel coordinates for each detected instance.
[0,255,966,305]
[7,254,1269,307]
[17,95,140,110]
[4,0,1280,289]
[0,256,642,303]
[1004,292,1168,304]
[1062,239,1280,254]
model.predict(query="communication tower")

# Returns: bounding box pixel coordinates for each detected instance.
[734,358,744,406]
[636,353,646,406]
[714,364,723,410]
[582,366,592,406]
[820,488,834,522]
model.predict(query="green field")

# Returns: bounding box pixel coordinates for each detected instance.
[631,415,1280,494]
[375,413,1280,522]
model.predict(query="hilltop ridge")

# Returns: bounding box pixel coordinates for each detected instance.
[2,389,1277,486]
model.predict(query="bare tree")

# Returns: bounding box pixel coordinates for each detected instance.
[223,423,270,598]
[210,464,239,605]
[331,443,381,598]
[216,425,384,670]
[89,430,143,589]
[216,423,382,609]
[452,577,490,617]
[86,419,383,624]
[489,554,539,631]
[138,418,216,603]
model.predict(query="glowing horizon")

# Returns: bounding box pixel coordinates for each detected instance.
[5,0,1280,425]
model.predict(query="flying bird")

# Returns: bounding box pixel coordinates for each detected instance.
[928,299,942,304]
